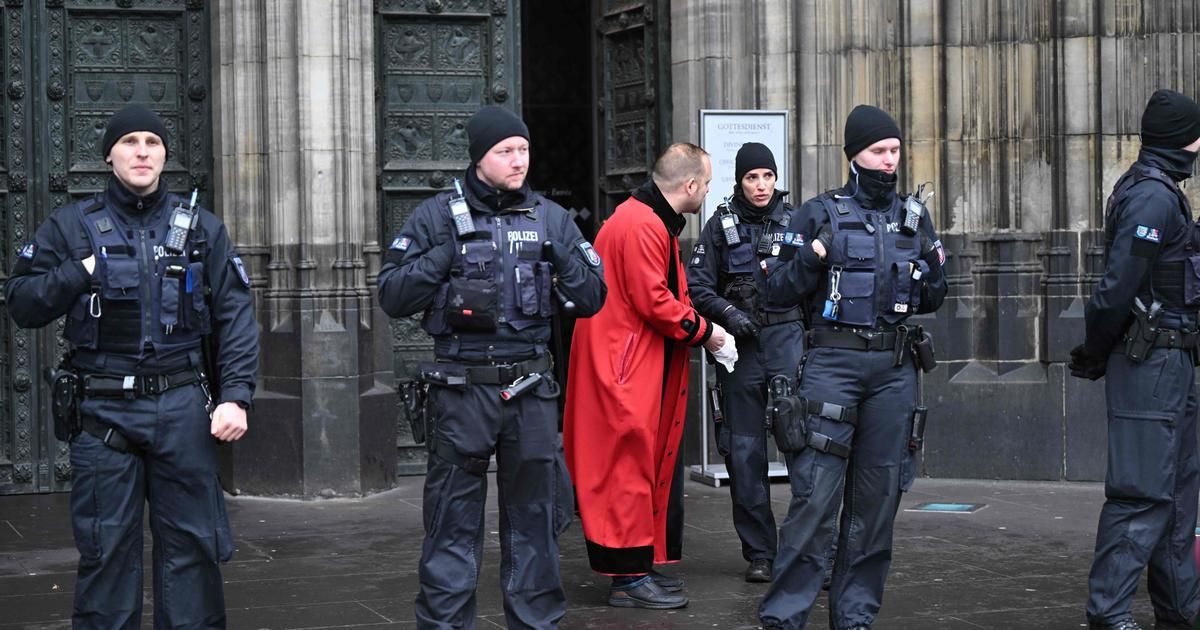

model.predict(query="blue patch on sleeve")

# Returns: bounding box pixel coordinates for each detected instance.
[231,255,251,288]
[390,236,412,251]
[1135,225,1161,243]
[17,241,36,259]
[578,241,601,267]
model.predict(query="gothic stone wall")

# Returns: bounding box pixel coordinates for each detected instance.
[672,0,1200,481]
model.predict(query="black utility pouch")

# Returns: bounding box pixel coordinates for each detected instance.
[445,277,497,332]
[913,330,937,373]
[49,368,80,441]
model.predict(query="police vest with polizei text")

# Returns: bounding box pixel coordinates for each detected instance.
[818,195,927,328]
[1106,163,1200,312]
[719,209,789,320]
[65,195,211,355]
[421,201,553,336]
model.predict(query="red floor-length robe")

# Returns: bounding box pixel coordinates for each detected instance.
[564,189,714,575]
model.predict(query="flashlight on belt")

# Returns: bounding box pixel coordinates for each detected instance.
[500,372,542,401]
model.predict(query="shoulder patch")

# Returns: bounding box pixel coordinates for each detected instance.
[1134,225,1161,243]
[390,235,412,251]
[933,239,946,266]
[782,232,805,247]
[231,255,251,288]
[578,241,601,267]
[693,243,705,255]
[17,241,36,259]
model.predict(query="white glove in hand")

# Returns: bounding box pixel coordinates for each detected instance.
[711,333,739,373]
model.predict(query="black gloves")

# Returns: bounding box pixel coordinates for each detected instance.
[723,307,760,339]
[1068,343,1107,381]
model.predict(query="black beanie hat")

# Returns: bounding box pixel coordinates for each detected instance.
[734,142,777,183]
[101,104,168,160]
[1141,89,1200,149]
[843,104,902,159]
[467,106,530,164]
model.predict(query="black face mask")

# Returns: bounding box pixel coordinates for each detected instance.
[848,162,897,209]
[1140,145,1200,182]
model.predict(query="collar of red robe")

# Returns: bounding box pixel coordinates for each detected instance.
[631,180,686,236]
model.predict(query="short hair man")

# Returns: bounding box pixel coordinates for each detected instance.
[564,143,730,609]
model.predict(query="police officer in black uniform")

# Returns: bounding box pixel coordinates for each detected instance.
[5,105,258,628]
[377,106,606,629]
[687,142,804,583]
[1070,89,1200,630]
[760,105,947,630]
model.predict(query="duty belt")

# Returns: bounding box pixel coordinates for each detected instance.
[438,354,553,385]
[760,305,804,327]
[80,369,203,399]
[808,328,909,351]
[1147,328,1200,349]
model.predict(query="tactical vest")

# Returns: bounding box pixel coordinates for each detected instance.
[65,195,211,355]
[719,205,791,322]
[818,195,927,328]
[1104,164,1200,313]
[422,200,553,336]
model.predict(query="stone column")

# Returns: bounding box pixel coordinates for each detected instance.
[212,0,392,496]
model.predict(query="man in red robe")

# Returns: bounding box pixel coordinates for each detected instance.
[564,143,730,609]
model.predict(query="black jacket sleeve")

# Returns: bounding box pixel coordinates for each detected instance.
[1084,183,1183,357]
[548,206,607,317]
[376,195,457,318]
[4,208,92,329]
[202,215,259,407]
[766,198,828,306]
[915,211,949,314]
[686,214,733,321]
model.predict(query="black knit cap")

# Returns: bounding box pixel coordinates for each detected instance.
[735,142,777,183]
[843,104,902,159]
[467,106,530,164]
[1141,89,1200,149]
[101,104,168,160]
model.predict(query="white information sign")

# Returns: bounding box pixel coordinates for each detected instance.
[698,109,790,225]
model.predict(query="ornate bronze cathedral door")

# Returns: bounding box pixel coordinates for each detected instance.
[0,0,211,494]
[375,0,667,473]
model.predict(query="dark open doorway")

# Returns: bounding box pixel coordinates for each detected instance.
[521,0,596,396]
[521,0,596,242]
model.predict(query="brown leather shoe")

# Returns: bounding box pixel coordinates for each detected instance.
[608,576,689,609]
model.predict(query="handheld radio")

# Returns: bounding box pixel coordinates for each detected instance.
[719,196,740,246]
[449,178,474,237]
[900,182,933,236]
[164,189,199,255]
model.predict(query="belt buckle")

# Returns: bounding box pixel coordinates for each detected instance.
[122,375,137,399]
[498,363,518,384]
